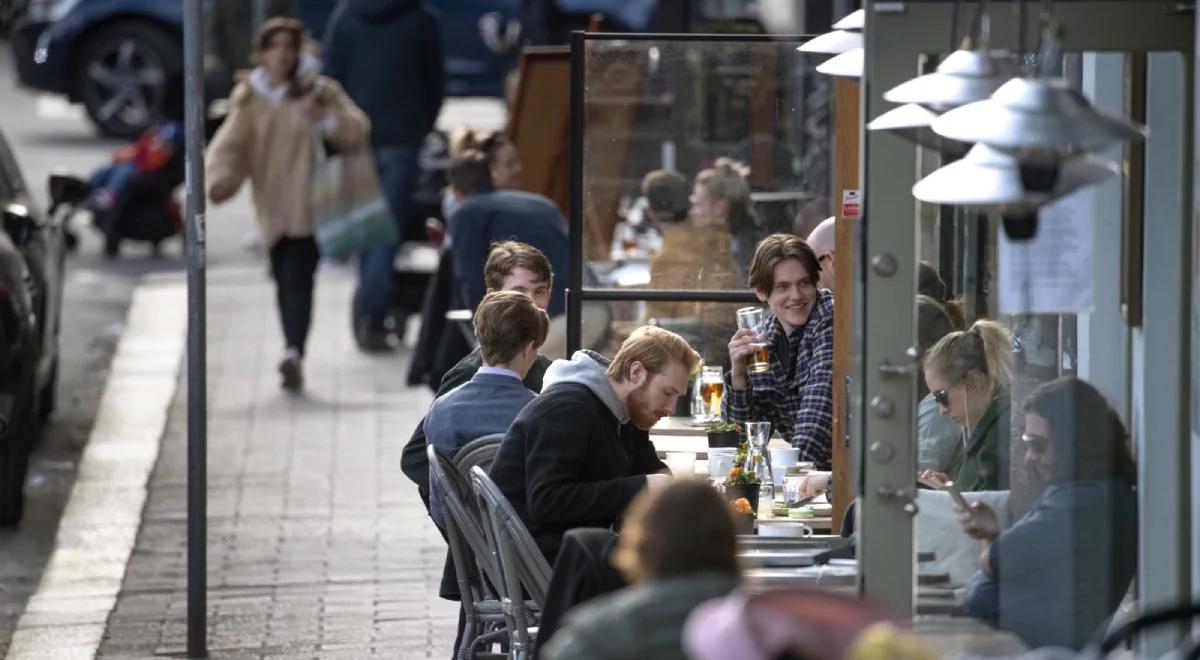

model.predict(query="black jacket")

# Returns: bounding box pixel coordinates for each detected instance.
[488,375,667,560]
[401,347,552,510]
[322,0,445,147]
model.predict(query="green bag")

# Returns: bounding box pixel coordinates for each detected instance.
[310,141,397,258]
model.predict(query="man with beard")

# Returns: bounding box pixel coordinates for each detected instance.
[488,325,698,561]
[723,233,835,470]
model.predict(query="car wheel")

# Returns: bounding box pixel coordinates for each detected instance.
[77,22,180,139]
[0,402,34,527]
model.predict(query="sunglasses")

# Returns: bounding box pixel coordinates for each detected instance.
[931,388,951,407]
[1021,433,1051,453]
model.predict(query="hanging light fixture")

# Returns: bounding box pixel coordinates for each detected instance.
[832,9,865,31]
[798,30,863,55]
[884,49,1016,111]
[867,104,971,155]
[931,76,1146,163]
[816,47,863,79]
[912,143,1118,238]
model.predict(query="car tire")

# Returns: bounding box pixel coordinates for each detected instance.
[0,405,33,527]
[76,21,180,139]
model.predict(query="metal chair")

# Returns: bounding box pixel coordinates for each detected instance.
[454,433,504,479]
[470,466,553,660]
[428,443,509,659]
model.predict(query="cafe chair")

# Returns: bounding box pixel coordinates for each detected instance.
[428,444,517,659]
[470,466,553,660]
[455,434,505,481]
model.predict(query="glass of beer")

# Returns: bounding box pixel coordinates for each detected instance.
[700,366,724,418]
[736,306,770,374]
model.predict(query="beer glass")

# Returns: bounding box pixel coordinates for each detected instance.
[699,366,724,418]
[736,306,769,374]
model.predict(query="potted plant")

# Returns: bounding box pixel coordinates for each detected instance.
[722,442,760,506]
[706,420,742,448]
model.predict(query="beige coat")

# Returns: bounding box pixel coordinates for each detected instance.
[206,74,370,246]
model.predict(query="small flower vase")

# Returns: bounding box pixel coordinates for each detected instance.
[707,429,741,448]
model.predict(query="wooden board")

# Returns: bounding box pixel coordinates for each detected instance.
[507,46,571,214]
[830,77,860,532]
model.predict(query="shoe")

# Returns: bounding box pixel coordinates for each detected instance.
[279,348,303,391]
[354,320,394,353]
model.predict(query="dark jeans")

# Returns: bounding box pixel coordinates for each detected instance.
[355,144,420,325]
[269,236,320,355]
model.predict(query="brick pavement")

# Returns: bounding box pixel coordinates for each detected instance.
[96,264,457,659]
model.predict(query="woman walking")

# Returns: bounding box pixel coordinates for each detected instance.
[206,17,369,391]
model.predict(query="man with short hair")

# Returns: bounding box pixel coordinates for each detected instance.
[806,216,836,291]
[489,326,700,560]
[401,241,556,510]
[723,234,835,470]
[425,290,550,528]
[447,150,569,316]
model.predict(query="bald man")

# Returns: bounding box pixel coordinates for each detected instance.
[806,216,836,290]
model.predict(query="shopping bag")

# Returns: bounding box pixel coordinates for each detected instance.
[309,140,397,258]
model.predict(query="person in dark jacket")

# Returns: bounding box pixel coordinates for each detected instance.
[322,0,446,351]
[958,377,1137,650]
[447,151,569,316]
[487,325,699,561]
[401,241,557,511]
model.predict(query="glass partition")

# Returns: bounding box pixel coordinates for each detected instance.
[568,33,832,367]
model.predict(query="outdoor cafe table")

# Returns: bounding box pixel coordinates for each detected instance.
[649,416,792,458]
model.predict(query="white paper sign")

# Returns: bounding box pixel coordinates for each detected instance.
[998,188,1094,314]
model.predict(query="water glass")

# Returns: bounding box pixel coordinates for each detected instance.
[665,451,696,478]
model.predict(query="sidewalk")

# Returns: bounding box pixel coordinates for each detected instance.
[93,264,456,658]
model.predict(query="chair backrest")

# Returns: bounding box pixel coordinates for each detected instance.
[428,444,504,601]
[469,466,553,606]
[454,433,503,478]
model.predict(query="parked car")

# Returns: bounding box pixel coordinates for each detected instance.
[9,0,524,138]
[0,129,70,526]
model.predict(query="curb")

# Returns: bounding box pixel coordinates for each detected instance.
[4,277,187,660]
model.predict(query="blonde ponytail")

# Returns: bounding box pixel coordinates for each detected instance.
[923,319,1013,393]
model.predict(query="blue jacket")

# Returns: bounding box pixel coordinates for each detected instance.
[322,0,445,147]
[449,189,570,315]
[425,370,536,526]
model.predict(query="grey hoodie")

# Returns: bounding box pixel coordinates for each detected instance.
[542,350,629,424]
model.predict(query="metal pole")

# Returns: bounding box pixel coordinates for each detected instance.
[253,0,267,32]
[183,0,207,655]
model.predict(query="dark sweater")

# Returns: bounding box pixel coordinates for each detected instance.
[488,365,667,559]
[401,348,551,510]
[322,0,445,147]
[449,190,570,316]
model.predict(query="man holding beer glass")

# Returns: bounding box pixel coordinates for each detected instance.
[722,234,835,470]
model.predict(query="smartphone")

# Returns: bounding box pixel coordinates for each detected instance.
[942,480,970,510]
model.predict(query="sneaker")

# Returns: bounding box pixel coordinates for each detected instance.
[279,348,303,391]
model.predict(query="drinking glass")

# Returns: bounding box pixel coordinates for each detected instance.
[736,306,770,374]
[699,366,724,418]
[666,451,696,478]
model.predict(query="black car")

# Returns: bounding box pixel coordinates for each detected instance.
[0,128,69,526]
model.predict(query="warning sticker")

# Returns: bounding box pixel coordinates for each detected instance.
[841,189,861,219]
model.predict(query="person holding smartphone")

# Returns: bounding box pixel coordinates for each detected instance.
[955,377,1137,650]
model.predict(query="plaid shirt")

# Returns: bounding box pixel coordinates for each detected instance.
[722,289,835,469]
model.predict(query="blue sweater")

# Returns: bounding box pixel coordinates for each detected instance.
[425,370,536,526]
[449,190,570,316]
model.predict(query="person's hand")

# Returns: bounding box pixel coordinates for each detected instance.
[799,471,832,498]
[299,93,325,123]
[727,328,763,387]
[233,68,252,83]
[956,501,1000,541]
[645,473,673,491]
[918,470,951,490]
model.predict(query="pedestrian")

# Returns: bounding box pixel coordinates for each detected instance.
[206,17,370,391]
[323,0,446,352]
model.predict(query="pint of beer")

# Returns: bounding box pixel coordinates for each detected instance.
[700,366,724,417]
[736,306,770,374]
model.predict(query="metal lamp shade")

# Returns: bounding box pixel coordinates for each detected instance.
[816,47,863,79]
[867,104,970,155]
[913,143,1119,208]
[798,30,863,55]
[884,49,1016,111]
[833,9,864,31]
[932,77,1146,161]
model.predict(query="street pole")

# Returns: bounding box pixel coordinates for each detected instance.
[182,0,208,656]
[253,0,267,32]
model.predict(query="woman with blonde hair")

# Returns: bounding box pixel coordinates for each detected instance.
[920,319,1014,491]
[206,17,369,390]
